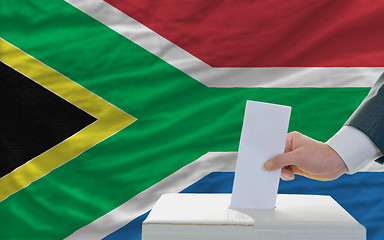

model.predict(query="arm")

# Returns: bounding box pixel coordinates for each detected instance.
[344,73,384,164]
[264,73,384,180]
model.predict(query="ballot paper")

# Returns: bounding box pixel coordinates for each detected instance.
[230,101,291,209]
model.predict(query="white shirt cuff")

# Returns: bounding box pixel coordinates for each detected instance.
[326,126,383,174]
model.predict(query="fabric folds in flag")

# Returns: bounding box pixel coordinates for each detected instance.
[0,1,383,239]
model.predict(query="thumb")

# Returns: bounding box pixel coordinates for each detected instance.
[264,151,301,171]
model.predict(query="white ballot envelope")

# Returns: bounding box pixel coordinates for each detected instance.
[230,100,291,209]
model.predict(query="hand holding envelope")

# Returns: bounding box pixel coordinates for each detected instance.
[264,131,348,181]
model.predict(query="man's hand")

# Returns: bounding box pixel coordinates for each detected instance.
[264,131,349,181]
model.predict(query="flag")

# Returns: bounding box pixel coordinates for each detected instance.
[1,0,384,239]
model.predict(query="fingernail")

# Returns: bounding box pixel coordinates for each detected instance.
[264,161,273,170]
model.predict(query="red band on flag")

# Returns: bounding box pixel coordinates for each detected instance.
[106,0,384,67]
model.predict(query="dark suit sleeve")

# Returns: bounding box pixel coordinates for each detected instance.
[345,73,384,164]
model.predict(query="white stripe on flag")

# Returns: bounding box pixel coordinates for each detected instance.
[65,152,237,239]
[65,0,382,88]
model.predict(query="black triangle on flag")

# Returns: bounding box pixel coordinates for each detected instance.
[0,61,97,178]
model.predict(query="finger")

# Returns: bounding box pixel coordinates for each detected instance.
[281,167,295,181]
[264,151,301,171]
[284,131,301,152]
[284,135,292,153]
[284,132,297,152]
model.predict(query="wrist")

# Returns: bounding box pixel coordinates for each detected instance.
[325,143,348,176]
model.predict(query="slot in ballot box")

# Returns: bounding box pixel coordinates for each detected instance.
[142,193,366,240]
